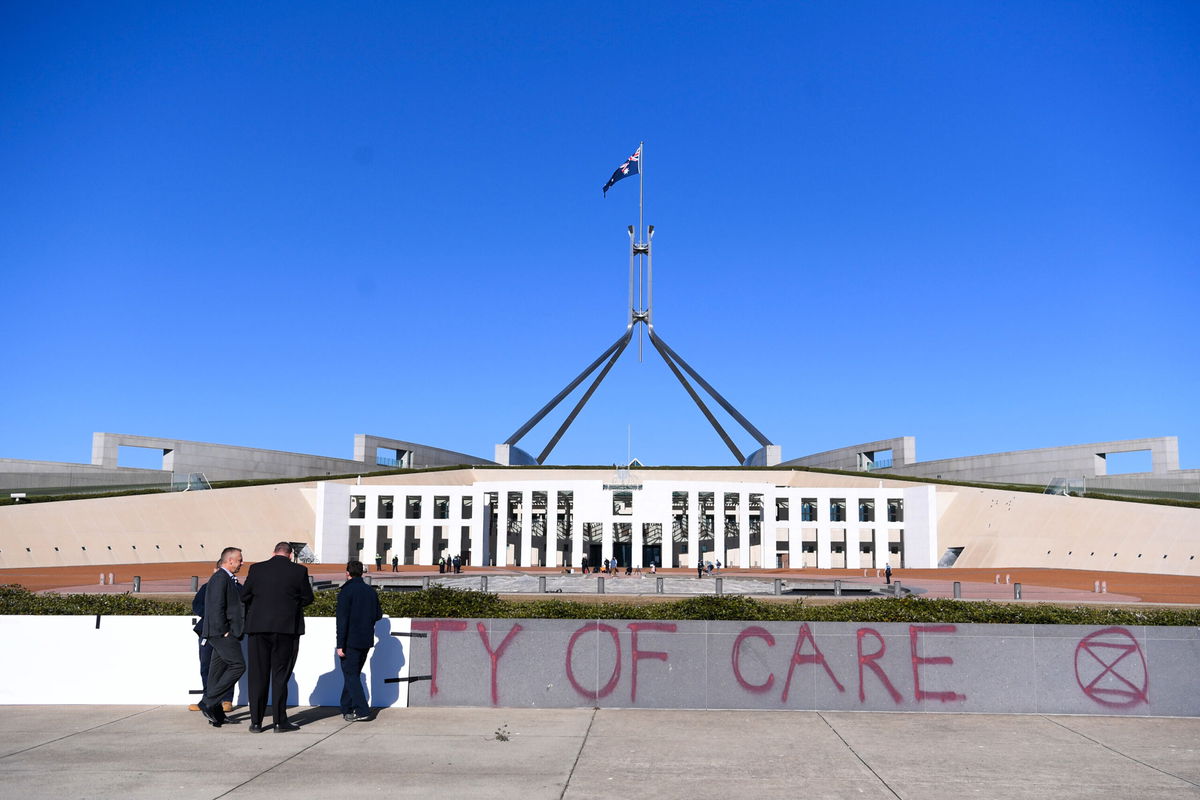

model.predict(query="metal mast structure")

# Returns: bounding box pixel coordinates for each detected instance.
[496,145,779,467]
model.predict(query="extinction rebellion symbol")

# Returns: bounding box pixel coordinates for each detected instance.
[1074,627,1149,708]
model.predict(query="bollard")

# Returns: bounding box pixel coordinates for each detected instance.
[598,577,605,594]
[834,579,842,597]
[953,581,961,599]
[132,576,141,593]
[1005,574,1011,584]
[538,576,546,593]
[481,575,488,593]
[894,580,901,596]
[863,569,869,577]
[774,578,782,596]
[656,576,664,594]
[1101,581,1107,594]
[190,576,199,592]
[422,576,430,590]
[99,573,105,585]
[363,573,372,586]
[309,575,315,589]
[107,572,114,586]
[1014,582,1022,600]
[1094,580,1100,593]
[995,573,1000,584]
[715,577,723,595]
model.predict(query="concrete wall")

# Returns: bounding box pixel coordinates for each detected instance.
[0,432,494,494]
[783,437,916,472]
[406,618,1198,716]
[884,437,1181,486]
[936,487,1200,574]
[0,615,410,707]
[92,433,382,483]
[356,435,493,469]
[0,458,166,492]
[0,483,320,569]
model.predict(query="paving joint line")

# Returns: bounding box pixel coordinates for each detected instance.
[212,717,356,799]
[817,711,902,799]
[0,706,158,761]
[1043,715,1200,788]
[557,707,597,800]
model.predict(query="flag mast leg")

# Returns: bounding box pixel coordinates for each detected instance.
[637,140,645,361]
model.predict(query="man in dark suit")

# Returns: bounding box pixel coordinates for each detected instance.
[190,563,235,713]
[241,541,314,732]
[199,547,245,728]
[336,559,383,721]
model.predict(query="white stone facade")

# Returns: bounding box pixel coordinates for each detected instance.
[314,476,936,570]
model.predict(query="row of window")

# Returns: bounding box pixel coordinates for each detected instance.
[349,492,905,523]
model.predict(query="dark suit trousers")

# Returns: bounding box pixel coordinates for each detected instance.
[203,635,245,708]
[339,647,370,715]
[248,633,299,726]
[199,639,234,702]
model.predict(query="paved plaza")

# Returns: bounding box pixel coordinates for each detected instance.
[1,705,1197,799]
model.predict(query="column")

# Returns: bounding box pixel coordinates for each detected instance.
[601,522,613,566]
[686,491,699,568]
[713,492,727,568]
[492,493,508,568]
[416,493,433,566]
[737,491,751,568]
[570,492,583,568]
[631,516,644,568]
[519,490,532,568]
[469,492,487,568]
[816,525,831,570]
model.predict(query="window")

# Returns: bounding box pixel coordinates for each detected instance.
[350,496,366,519]
[406,496,422,519]
[613,491,633,516]
[830,499,846,523]
[461,496,473,520]
[433,496,449,520]
[801,498,817,522]
[858,500,875,523]
[776,498,789,521]
[887,499,904,522]
[378,496,394,519]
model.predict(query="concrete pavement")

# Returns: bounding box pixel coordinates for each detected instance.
[1,705,1197,799]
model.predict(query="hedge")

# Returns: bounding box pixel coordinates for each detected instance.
[4,584,1198,626]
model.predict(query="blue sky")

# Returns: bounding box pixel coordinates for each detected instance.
[2,1,1197,472]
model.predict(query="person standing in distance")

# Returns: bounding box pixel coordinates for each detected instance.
[336,559,383,722]
[241,542,314,733]
[199,547,245,728]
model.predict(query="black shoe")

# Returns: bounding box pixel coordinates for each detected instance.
[248,723,265,733]
[342,713,356,722]
[198,703,222,727]
[352,712,372,722]
[275,722,300,732]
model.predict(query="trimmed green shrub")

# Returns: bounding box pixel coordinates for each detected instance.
[4,584,1197,626]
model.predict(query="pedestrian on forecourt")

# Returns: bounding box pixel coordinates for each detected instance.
[198,547,245,728]
[336,559,382,722]
[190,562,235,714]
[241,542,314,733]
[391,555,398,573]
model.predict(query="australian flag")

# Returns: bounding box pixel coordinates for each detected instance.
[602,145,641,196]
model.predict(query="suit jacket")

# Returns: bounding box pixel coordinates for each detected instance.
[242,555,314,635]
[335,577,383,650]
[201,569,245,640]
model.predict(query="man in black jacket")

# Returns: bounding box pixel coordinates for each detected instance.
[336,559,383,721]
[199,547,245,727]
[190,563,235,713]
[241,542,314,732]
